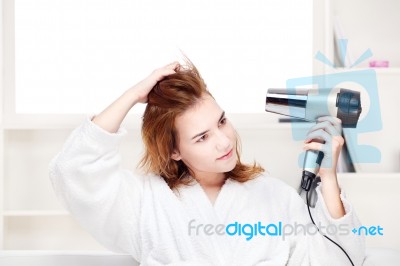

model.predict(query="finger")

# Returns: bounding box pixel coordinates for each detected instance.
[174,63,180,71]
[303,141,323,152]
[152,67,178,82]
[307,121,341,137]
[303,142,335,159]
[317,115,341,125]
[317,116,342,133]
[304,128,331,144]
[164,61,179,68]
[304,136,344,155]
[165,61,180,71]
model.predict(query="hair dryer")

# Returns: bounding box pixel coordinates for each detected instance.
[265,88,362,206]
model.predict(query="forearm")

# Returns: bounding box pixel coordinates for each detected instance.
[92,88,139,133]
[320,172,345,219]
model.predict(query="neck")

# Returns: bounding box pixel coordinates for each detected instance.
[195,172,226,189]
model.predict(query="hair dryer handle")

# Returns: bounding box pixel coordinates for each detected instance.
[301,150,324,191]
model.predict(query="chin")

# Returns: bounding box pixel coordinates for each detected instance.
[225,159,238,172]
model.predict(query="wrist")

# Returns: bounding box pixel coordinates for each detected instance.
[125,87,142,106]
[319,173,345,218]
[320,172,340,191]
[318,168,337,180]
[320,171,337,182]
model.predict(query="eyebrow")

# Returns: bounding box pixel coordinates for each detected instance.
[191,111,225,140]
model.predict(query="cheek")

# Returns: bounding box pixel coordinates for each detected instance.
[194,144,215,160]
[180,143,213,163]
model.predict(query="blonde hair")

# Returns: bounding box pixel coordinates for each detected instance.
[139,59,264,189]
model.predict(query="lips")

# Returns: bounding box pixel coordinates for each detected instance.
[217,149,233,160]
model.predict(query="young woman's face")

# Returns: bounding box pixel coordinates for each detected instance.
[172,94,237,180]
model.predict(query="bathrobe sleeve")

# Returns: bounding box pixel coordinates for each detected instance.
[49,117,143,261]
[285,182,366,266]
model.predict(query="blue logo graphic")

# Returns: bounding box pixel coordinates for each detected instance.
[352,225,384,236]
[286,39,382,167]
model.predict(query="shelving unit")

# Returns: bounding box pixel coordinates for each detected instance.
[1,127,107,250]
[1,0,400,251]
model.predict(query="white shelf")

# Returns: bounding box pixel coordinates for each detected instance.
[329,67,400,75]
[2,114,88,130]
[3,210,70,217]
[338,172,400,179]
[1,113,143,130]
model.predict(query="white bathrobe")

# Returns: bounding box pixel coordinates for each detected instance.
[49,117,366,266]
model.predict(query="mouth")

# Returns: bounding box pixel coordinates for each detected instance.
[217,148,233,160]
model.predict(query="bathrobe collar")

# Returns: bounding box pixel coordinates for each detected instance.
[173,177,249,263]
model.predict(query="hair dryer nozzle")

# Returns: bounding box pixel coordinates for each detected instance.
[265,88,308,120]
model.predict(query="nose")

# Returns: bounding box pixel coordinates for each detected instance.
[215,129,230,152]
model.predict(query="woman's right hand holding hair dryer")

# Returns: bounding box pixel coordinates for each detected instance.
[92,61,180,133]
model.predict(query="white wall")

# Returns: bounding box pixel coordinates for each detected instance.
[332,0,400,68]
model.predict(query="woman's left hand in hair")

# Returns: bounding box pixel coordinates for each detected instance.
[302,116,344,180]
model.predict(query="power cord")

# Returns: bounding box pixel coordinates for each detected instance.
[306,189,355,266]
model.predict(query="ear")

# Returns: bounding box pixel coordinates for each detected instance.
[171,150,182,161]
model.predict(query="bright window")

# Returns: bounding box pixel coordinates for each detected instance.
[15,0,312,114]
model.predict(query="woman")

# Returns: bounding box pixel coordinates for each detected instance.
[49,60,366,265]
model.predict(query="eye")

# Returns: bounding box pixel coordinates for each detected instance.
[219,117,227,126]
[197,134,208,143]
